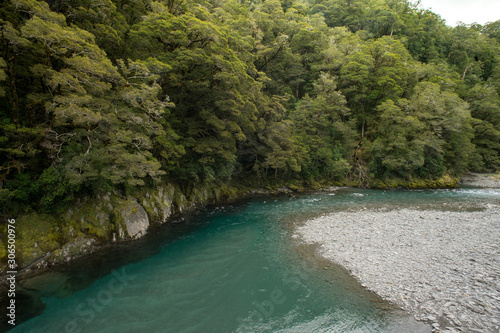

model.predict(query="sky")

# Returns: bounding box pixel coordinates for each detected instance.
[413,0,500,26]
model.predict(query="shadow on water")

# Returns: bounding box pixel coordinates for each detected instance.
[0,203,243,332]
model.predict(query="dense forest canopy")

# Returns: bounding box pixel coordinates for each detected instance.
[1,0,499,214]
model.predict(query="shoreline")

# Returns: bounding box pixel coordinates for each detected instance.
[2,172,494,278]
[2,175,498,330]
[290,233,433,332]
[296,205,500,332]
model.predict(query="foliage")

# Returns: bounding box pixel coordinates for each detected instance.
[0,0,499,215]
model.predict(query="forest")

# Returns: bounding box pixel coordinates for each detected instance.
[1,0,499,215]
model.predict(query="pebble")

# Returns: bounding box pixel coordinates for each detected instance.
[296,206,500,332]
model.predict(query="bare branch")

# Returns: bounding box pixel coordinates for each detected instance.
[86,135,92,154]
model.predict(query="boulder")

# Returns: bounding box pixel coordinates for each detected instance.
[115,199,150,239]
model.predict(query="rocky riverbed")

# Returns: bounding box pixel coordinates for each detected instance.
[296,206,500,333]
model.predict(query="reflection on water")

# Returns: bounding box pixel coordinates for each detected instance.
[11,187,498,333]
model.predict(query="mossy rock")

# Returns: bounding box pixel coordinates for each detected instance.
[14,214,63,268]
[217,185,242,201]
[113,198,150,239]
[190,186,211,204]
[371,175,459,190]
[173,187,188,212]
[49,236,96,266]
[135,185,175,224]
[288,184,300,191]
[19,271,70,297]
[437,175,459,188]
[371,180,388,189]
[62,197,114,240]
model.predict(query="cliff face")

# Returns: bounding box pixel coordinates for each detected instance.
[0,183,241,275]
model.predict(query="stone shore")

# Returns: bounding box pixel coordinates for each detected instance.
[296,206,500,333]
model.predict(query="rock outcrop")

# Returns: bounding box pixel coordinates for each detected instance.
[115,199,150,239]
[1,183,242,275]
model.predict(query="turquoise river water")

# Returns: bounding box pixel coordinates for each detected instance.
[10,187,500,333]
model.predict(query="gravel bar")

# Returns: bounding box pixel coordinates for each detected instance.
[296,206,500,333]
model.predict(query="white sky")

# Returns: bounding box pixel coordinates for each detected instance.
[413,0,500,26]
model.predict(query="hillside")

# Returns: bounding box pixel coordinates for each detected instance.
[0,0,499,216]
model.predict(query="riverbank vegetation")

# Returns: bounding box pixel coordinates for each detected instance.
[1,0,499,216]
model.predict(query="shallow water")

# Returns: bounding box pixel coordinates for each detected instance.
[11,187,499,333]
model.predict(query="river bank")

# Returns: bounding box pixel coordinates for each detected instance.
[0,172,472,278]
[1,174,497,329]
[296,205,500,332]
[5,190,435,333]
[3,184,498,332]
[0,183,249,278]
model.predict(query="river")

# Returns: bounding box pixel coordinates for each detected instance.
[11,187,500,332]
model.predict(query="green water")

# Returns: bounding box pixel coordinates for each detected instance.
[11,187,500,333]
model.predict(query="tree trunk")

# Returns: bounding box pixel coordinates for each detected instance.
[462,65,469,81]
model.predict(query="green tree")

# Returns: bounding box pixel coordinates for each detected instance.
[465,84,500,170]
[407,82,476,175]
[291,73,354,180]
[53,0,129,59]
[369,99,426,178]
[482,20,500,43]
[1,0,171,207]
[252,95,303,179]
[129,8,262,182]
[337,36,414,138]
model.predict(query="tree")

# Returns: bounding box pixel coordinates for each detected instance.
[407,82,475,175]
[465,84,500,171]
[1,0,172,207]
[337,36,414,138]
[129,8,264,182]
[369,99,426,178]
[253,96,303,179]
[53,0,129,59]
[291,73,354,180]
[482,20,500,43]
